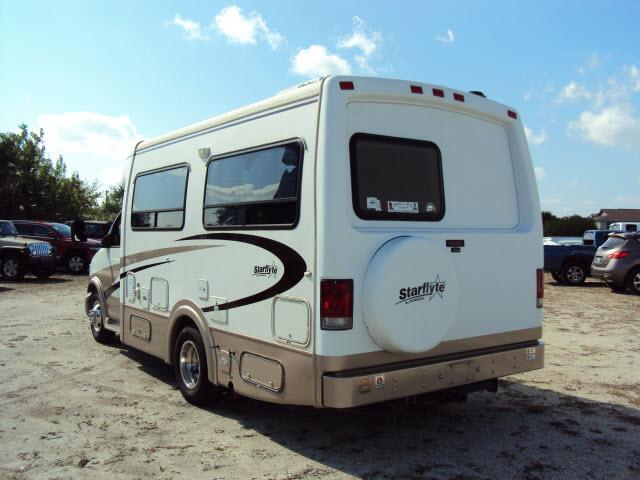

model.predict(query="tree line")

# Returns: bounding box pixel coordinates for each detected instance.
[2,125,598,235]
[0,124,123,222]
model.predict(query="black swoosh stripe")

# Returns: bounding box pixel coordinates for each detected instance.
[177,233,307,311]
[103,259,173,301]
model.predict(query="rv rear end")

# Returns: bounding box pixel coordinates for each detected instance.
[315,77,543,407]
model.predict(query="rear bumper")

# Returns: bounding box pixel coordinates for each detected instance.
[591,264,626,284]
[322,342,544,408]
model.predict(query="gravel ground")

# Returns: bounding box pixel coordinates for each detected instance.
[0,272,639,480]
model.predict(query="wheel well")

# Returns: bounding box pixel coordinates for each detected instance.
[563,258,588,269]
[625,265,640,283]
[169,316,198,365]
[66,249,86,260]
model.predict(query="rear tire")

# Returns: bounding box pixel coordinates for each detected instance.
[1,254,26,280]
[561,262,586,286]
[626,267,640,295]
[551,271,563,283]
[89,292,115,344]
[174,326,218,406]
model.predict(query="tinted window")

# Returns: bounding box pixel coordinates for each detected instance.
[350,134,444,221]
[33,225,54,237]
[50,223,71,237]
[600,236,626,250]
[0,221,18,236]
[204,142,302,228]
[14,224,33,235]
[132,166,188,230]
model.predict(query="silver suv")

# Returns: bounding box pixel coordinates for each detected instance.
[591,232,640,294]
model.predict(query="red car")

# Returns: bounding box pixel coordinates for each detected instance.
[13,220,100,273]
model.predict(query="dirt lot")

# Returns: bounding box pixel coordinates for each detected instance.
[0,273,639,480]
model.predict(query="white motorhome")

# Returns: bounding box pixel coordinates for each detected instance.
[87,76,544,408]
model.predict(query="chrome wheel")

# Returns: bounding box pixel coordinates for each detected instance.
[89,299,102,333]
[633,272,640,292]
[3,259,19,278]
[68,255,85,273]
[179,340,200,390]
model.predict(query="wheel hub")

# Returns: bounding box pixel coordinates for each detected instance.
[3,259,18,277]
[179,340,200,390]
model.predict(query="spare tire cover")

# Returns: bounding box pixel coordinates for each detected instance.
[362,236,460,354]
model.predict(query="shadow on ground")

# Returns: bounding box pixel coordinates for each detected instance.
[117,344,640,480]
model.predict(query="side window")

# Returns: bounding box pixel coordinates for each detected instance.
[33,225,54,237]
[131,166,189,230]
[203,142,302,228]
[14,224,33,235]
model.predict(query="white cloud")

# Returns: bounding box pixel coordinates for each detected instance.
[568,104,640,148]
[213,5,283,50]
[541,197,562,206]
[37,112,142,187]
[337,16,380,57]
[583,200,597,206]
[337,16,381,73]
[567,179,579,188]
[579,52,599,74]
[291,45,351,77]
[628,64,640,91]
[436,29,455,43]
[523,93,532,102]
[534,166,546,180]
[557,81,591,103]
[524,126,548,145]
[173,14,205,40]
[613,195,640,205]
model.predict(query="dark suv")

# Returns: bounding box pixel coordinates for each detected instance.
[591,232,640,294]
[0,220,55,279]
[13,221,100,273]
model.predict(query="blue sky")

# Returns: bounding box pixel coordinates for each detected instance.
[1,0,639,216]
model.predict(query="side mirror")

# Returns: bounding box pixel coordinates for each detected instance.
[101,234,114,248]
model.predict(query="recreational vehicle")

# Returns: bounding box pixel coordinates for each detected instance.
[86,76,544,408]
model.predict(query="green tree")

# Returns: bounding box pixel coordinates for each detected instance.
[0,124,101,221]
[542,211,596,236]
[98,180,124,220]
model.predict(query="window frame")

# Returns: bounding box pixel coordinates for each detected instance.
[349,133,446,222]
[202,139,304,231]
[131,163,190,231]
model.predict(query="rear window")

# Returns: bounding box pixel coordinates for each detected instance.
[349,133,444,221]
[600,236,626,250]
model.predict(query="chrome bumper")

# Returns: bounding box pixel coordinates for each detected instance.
[322,342,544,408]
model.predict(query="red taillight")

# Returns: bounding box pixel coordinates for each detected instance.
[608,251,630,259]
[453,93,465,102]
[339,81,354,90]
[536,269,544,308]
[321,279,353,330]
[410,85,423,94]
[432,88,444,97]
[508,110,518,119]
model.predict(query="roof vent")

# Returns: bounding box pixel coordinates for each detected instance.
[469,90,486,98]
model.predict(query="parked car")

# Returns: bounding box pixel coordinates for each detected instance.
[0,220,55,280]
[65,220,112,240]
[544,243,596,285]
[591,232,640,294]
[13,220,100,273]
